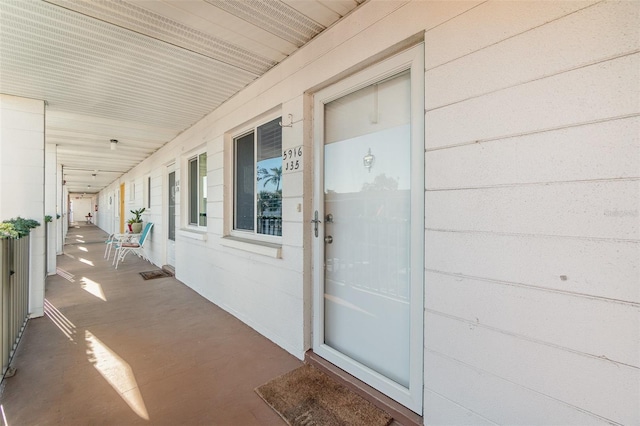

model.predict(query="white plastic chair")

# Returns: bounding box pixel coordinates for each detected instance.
[113,223,154,269]
[105,232,138,260]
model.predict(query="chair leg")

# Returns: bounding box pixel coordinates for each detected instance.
[115,248,129,269]
[105,242,113,260]
[112,247,120,266]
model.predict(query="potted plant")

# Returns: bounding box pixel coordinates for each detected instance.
[129,208,145,233]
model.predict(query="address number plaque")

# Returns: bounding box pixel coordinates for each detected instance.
[283,146,303,172]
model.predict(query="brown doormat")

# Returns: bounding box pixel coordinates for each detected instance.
[139,270,172,280]
[256,364,392,426]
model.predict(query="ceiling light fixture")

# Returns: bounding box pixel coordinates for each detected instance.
[110,139,118,150]
[92,173,96,180]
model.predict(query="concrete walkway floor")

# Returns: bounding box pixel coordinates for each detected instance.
[0,223,301,425]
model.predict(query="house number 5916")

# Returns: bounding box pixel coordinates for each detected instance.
[283,146,303,172]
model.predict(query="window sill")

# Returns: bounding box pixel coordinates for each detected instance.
[220,236,282,258]
[177,228,207,241]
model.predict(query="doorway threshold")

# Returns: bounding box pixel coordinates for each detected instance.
[305,350,423,426]
[161,264,175,276]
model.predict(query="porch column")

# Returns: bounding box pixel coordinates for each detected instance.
[0,94,46,318]
[56,163,64,254]
[45,143,57,275]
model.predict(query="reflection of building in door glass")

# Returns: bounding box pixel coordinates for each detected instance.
[324,124,410,194]
[361,173,398,192]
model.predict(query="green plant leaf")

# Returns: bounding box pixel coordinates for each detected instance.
[1,217,40,238]
[0,222,19,239]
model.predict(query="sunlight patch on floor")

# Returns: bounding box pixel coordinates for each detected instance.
[44,299,76,342]
[75,239,85,243]
[85,331,149,420]
[78,246,88,252]
[80,277,106,301]
[56,267,75,283]
[1,404,8,426]
[79,258,94,266]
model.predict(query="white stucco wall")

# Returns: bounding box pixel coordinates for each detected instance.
[96,1,639,424]
[0,94,46,318]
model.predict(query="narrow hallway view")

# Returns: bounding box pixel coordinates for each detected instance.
[0,223,301,425]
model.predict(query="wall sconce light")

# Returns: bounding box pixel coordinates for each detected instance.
[363,148,375,173]
[110,139,118,150]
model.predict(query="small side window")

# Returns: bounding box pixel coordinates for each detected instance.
[188,153,207,227]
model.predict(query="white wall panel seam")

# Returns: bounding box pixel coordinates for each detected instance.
[423,388,500,426]
[425,177,640,192]
[424,113,640,153]
[423,0,487,34]
[426,49,640,113]
[205,246,303,275]
[424,268,639,308]
[426,53,639,148]
[425,308,639,369]
[424,348,625,426]
[424,1,602,72]
[424,228,639,244]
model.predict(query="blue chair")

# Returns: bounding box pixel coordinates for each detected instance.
[113,223,154,269]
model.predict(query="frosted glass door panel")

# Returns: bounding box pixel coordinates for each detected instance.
[323,71,411,387]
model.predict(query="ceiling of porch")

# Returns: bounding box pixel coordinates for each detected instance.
[0,0,364,194]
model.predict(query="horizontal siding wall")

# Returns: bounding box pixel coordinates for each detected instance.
[95,0,488,360]
[423,1,640,424]
[93,0,640,423]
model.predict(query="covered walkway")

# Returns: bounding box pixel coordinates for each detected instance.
[0,223,301,425]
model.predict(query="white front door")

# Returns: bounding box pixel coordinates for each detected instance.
[166,165,176,267]
[313,45,424,413]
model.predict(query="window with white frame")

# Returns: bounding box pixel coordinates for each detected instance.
[234,117,282,238]
[188,153,207,227]
[143,175,151,209]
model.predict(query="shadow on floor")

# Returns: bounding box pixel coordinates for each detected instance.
[0,224,300,425]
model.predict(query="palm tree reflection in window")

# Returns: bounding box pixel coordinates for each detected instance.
[258,166,282,191]
[257,166,282,236]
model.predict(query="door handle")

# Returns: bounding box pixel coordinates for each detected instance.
[310,210,321,238]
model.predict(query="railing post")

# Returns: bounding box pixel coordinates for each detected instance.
[1,239,10,374]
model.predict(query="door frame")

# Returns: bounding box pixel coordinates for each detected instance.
[312,44,425,413]
[164,163,176,267]
[119,183,125,233]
